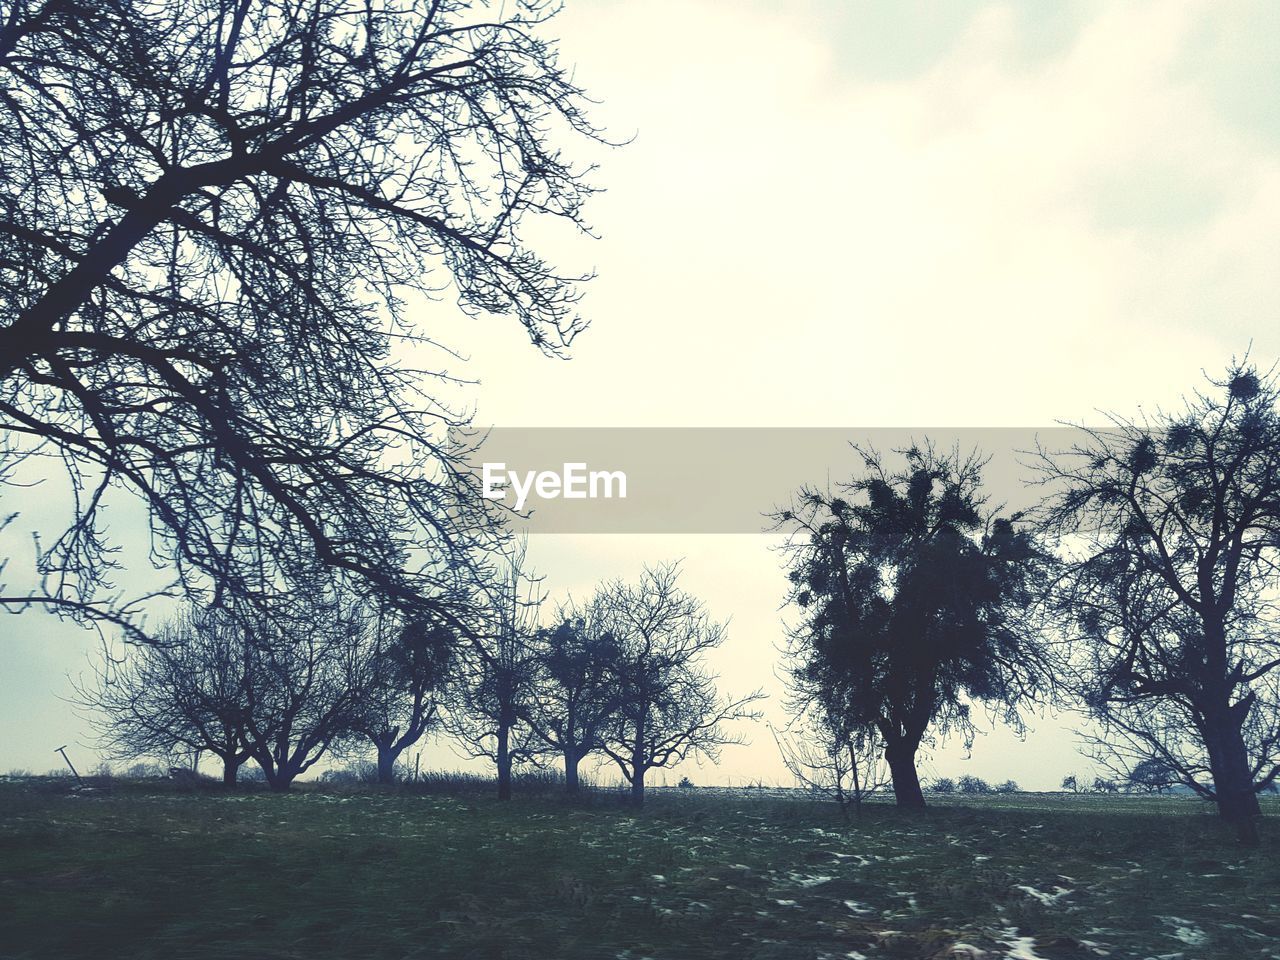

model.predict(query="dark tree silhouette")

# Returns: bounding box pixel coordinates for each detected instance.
[1036,364,1280,844]
[0,0,600,636]
[442,540,540,800]
[78,606,254,784]
[595,563,763,806]
[775,445,1053,809]
[235,581,367,791]
[1125,757,1180,794]
[351,612,453,784]
[525,602,620,793]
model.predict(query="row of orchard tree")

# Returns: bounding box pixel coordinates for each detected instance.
[773,364,1280,845]
[82,550,762,804]
[85,362,1280,843]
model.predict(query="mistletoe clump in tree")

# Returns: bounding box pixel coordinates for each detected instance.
[1038,363,1280,845]
[776,444,1053,809]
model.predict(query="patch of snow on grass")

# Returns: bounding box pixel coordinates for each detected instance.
[1159,917,1207,946]
[999,929,1049,960]
[1013,884,1073,906]
[789,873,834,887]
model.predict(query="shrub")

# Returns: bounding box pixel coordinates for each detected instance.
[125,762,168,779]
[957,775,991,794]
[1126,758,1179,794]
[678,776,696,789]
[319,762,381,785]
[994,779,1020,794]
[930,777,956,794]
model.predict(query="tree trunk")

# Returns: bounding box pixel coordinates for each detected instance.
[564,749,580,794]
[630,722,646,806]
[1203,705,1261,845]
[221,755,238,786]
[849,743,861,818]
[263,756,293,792]
[376,746,397,785]
[496,721,512,801]
[267,772,292,792]
[884,737,925,809]
[631,767,645,806]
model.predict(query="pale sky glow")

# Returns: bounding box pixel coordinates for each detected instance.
[3,0,1280,789]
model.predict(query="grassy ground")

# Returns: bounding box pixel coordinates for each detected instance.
[1,778,1277,960]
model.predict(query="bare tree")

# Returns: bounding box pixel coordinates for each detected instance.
[236,580,367,791]
[0,0,602,637]
[350,611,453,784]
[773,714,887,818]
[525,601,620,793]
[442,540,541,800]
[1036,363,1280,844]
[1077,674,1280,806]
[595,563,764,806]
[78,606,253,784]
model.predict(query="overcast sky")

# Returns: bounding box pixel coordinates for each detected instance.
[4,0,1280,789]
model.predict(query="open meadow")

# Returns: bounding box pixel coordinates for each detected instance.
[1,778,1276,960]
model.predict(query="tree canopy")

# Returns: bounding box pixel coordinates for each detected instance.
[0,0,601,636]
[776,444,1053,808]
[1037,363,1280,843]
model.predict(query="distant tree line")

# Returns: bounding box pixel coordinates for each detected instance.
[81,555,761,805]
[774,363,1280,845]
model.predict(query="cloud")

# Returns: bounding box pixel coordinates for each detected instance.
[449,0,1277,432]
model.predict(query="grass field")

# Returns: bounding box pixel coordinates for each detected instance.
[1,778,1277,960]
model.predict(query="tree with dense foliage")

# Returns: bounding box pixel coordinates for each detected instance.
[595,563,763,806]
[1125,757,1181,794]
[0,0,600,638]
[775,444,1054,809]
[526,604,619,793]
[1037,364,1280,844]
